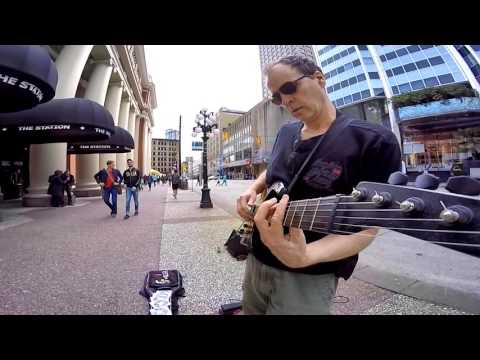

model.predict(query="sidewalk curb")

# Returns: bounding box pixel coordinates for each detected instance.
[354,262,480,314]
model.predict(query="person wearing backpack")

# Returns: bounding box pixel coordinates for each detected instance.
[171,169,181,199]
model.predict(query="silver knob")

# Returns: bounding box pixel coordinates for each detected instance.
[372,192,384,204]
[440,209,460,224]
[400,200,415,212]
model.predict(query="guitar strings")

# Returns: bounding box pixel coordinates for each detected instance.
[307,226,480,248]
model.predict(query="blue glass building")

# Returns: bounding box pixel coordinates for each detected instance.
[314,45,480,178]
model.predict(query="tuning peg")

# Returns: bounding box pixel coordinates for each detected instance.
[445,176,480,196]
[351,187,368,201]
[388,171,409,185]
[439,204,474,225]
[372,191,392,207]
[415,173,440,190]
[399,197,425,214]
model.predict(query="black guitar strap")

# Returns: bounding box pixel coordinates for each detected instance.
[287,113,352,194]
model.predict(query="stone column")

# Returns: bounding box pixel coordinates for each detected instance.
[74,60,113,197]
[115,96,131,172]
[24,45,94,207]
[134,116,141,168]
[142,119,149,174]
[99,82,123,169]
[127,108,136,162]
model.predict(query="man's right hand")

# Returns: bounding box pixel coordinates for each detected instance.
[236,188,257,221]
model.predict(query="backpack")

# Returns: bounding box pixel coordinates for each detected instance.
[139,270,185,315]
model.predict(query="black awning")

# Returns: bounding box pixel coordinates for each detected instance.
[0,45,58,113]
[0,98,115,144]
[67,126,134,154]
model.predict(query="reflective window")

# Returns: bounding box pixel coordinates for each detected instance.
[358,45,368,50]
[410,80,425,90]
[399,82,412,93]
[344,62,353,71]
[407,45,421,53]
[336,97,345,106]
[341,80,349,88]
[361,89,371,98]
[380,55,386,62]
[420,45,434,50]
[327,86,334,93]
[416,59,430,69]
[471,45,480,51]
[348,47,355,54]
[396,48,408,57]
[424,76,439,87]
[349,77,358,85]
[338,65,345,74]
[344,95,353,104]
[392,85,400,95]
[333,83,341,91]
[357,73,366,82]
[334,53,341,61]
[429,56,445,66]
[368,72,380,79]
[386,51,396,60]
[352,92,361,101]
[341,49,348,57]
[392,66,405,75]
[353,59,361,67]
[386,69,393,77]
[403,63,417,72]
[438,73,454,84]
[373,88,385,96]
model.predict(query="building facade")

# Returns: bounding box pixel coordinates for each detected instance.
[259,45,317,98]
[215,99,294,179]
[206,107,245,176]
[314,45,480,179]
[151,138,179,175]
[8,45,157,205]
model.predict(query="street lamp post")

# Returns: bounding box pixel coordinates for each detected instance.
[193,108,219,208]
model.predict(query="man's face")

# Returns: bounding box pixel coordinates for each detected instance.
[127,160,133,168]
[267,64,327,122]
[108,162,115,169]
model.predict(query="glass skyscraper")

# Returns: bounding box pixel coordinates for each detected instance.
[259,45,317,98]
[314,45,480,178]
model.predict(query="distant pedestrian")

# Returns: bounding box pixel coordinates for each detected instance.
[196,175,201,186]
[122,159,141,219]
[147,175,153,191]
[94,160,123,217]
[221,174,228,186]
[153,175,157,187]
[49,170,67,207]
[171,169,180,199]
[62,170,75,205]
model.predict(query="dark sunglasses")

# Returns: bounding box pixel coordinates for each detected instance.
[270,74,311,105]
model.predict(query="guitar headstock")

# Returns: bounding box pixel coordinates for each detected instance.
[336,182,480,258]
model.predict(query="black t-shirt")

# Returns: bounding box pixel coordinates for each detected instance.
[251,110,401,278]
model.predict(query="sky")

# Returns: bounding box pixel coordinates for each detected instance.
[144,45,263,161]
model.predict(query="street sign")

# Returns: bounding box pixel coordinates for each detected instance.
[192,141,203,151]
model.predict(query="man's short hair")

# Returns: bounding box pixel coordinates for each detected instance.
[127,159,133,162]
[264,55,323,77]
[106,160,114,165]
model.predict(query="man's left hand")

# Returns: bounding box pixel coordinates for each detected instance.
[254,195,309,269]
